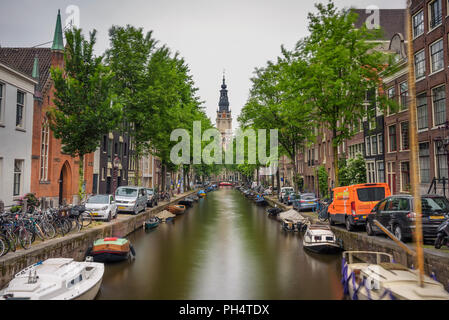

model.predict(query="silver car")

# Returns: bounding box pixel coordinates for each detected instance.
[115,186,147,215]
[85,194,117,221]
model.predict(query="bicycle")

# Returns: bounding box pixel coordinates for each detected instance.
[318,200,330,223]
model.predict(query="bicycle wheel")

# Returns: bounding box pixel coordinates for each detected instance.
[79,211,93,228]
[18,228,33,250]
[33,224,46,241]
[54,220,66,236]
[6,231,16,252]
[41,221,56,239]
[62,219,72,234]
[0,235,8,256]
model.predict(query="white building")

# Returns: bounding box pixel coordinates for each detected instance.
[0,61,37,207]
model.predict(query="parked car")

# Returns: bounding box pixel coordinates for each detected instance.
[145,188,158,207]
[282,193,299,205]
[366,194,449,242]
[328,183,391,231]
[85,194,117,222]
[293,193,318,212]
[279,187,294,201]
[115,186,147,215]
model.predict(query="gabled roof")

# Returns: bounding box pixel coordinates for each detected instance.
[0,47,52,93]
[352,9,406,41]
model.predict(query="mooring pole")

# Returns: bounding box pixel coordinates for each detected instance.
[406,0,425,287]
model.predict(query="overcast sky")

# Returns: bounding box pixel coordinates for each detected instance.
[0,0,406,130]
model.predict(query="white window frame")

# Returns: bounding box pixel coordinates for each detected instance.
[387,86,396,115]
[419,142,431,184]
[40,119,50,181]
[0,82,4,125]
[13,159,24,197]
[413,10,425,38]
[377,133,383,155]
[399,81,408,111]
[400,121,409,151]
[376,160,385,183]
[428,0,443,31]
[365,137,371,156]
[400,161,411,193]
[371,135,377,156]
[429,38,444,74]
[431,84,446,128]
[366,161,376,183]
[16,90,25,129]
[416,92,428,131]
[414,49,426,80]
[388,124,397,153]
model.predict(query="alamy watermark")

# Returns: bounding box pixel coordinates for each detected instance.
[170,121,279,172]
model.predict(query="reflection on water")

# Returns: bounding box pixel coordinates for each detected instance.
[96,188,343,300]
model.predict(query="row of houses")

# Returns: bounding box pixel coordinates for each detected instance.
[278,2,449,198]
[0,11,161,207]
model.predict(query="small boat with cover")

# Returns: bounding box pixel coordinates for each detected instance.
[144,216,161,230]
[303,224,342,254]
[86,237,136,263]
[0,258,104,300]
[167,204,186,215]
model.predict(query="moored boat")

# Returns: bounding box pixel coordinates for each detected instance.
[198,190,206,198]
[341,251,449,300]
[155,210,176,222]
[144,217,161,230]
[219,182,233,186]
[178,199,194,207]
[87,237,136,263]
[303,224,342,254]
[267,207,282,217]
[281,218,299,232]
[0,258,104,300]
[167,204,186,215]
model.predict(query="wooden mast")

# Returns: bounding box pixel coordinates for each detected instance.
[405,0,425,287]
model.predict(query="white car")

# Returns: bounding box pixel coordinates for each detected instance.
[279,187,294,200]
[85,194,117,222]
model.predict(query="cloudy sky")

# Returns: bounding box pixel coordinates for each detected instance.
[0,0,406,130]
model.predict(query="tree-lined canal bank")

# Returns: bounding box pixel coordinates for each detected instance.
[97,188,343,300]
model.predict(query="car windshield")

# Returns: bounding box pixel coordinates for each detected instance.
[87,195,109,204]
[116,188,138,197]
[422,197,449,213]
[356,187,385,202]
[301,194,316,200]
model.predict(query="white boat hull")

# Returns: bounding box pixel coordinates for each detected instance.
[73,277,102,300]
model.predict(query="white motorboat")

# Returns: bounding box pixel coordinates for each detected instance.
[303,224,341,254]
[0,257,104,300]
[342,251,449,300]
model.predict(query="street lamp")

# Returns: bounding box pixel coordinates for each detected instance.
[112,156,120,196]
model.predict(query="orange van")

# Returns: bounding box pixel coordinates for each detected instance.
[328,183,391,231]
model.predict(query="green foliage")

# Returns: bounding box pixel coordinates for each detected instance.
[49,27,121,199]
[317,165,329,198]
[338,153,367,186]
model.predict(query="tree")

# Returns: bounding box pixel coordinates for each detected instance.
[49,28,121,200]
[339,154,367,186]
[106,25,157,185]
[317,165,329,199]
[239,52,315,193]
[300,0,392,187]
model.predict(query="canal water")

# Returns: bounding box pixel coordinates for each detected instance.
[97,188,343,300]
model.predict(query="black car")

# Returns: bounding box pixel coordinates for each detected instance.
[145,188,158,207]
[366,194,449,242]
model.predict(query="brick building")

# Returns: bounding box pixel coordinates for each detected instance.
[0,10,94,206]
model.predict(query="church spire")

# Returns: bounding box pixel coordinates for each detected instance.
[218,74,230,112]
[51,9,64,51]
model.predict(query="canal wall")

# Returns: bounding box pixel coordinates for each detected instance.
[265,196,449,291]
[0,191,197,289]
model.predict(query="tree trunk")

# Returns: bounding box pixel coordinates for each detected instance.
[333,128,339,188]
[134,151,140,186]
[162,164,166,192]
[78,154,85,203]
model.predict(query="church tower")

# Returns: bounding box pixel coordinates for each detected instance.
[216,75,232,150]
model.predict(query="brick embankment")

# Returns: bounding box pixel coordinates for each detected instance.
[0,190,197,289]
[265,195,449,291]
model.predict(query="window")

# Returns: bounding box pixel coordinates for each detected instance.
[415,50,426,80]
[388,125,397,152]
[401,162,410,192]
[102,167,106,181]
[378,134,383,155]
[430,39,444,73]
[103,136,107,152]
[417,94,428,130]
[401,122,409,150]
[435,142,449,179]
[16,91,25,128]
[419,142,430,183]
[371,136,377,156]
[357,187,385,202]
[367,162,376,183]
[377,161,385,183]
[432,85,446,126]
[13,160,23,196]
[40,119,50,181]
[365,137,371,156]
[413,10,425,37]
[429,0,442,29]
[387,87,396,115]
[0,83,3,123]
[399,82,408,110]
